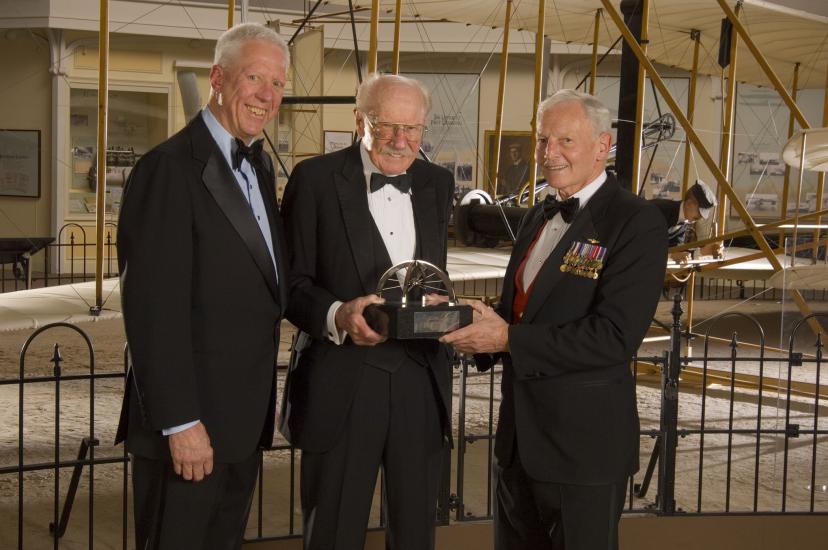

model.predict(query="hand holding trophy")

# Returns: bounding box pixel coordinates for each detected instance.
[364,260,473,339]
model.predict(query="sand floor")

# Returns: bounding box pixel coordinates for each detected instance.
[1,296,827,548]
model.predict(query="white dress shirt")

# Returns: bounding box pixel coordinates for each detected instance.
[522,172,607,289]
[325,142,417,344]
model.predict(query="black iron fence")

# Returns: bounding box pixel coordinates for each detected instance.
[0,223,118,293]
[4,227,827,307]
[2,296,826,548]
[693,276,828,302]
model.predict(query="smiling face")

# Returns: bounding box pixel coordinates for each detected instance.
[535,100,611,199]
[209,39,286,143]
[356,83,426,175]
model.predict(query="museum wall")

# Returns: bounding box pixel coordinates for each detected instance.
[5,21,822,250]
[0,31,52,240]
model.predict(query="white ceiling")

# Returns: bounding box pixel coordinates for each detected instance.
[766,0,828,17]
[326,0,828,89]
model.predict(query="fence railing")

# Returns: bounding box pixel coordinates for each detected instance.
[1,295,826,548]
[3,228,827,305]
[0,223,119,293]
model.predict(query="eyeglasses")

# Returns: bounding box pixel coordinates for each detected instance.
[365,117,428,140]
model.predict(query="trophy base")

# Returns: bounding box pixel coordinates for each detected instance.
[364,302,473,339]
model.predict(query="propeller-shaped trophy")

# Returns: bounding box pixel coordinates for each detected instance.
[364,260,473,339]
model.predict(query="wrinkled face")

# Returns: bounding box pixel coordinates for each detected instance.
[535,101,611,199]
[356,84,426,175]
[209,39,286,143]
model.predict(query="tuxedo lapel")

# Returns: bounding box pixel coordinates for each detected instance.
[254,154,288,307]
[334,145,378,295]
[409,161,440,266]
[520,176,618,324]
[499,207,545,321]
[190,114,280,302]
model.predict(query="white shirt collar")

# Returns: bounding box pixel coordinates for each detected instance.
[555,170,607,210]
[201,106,237,169]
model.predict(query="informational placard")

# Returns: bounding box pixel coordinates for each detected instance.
[405,73,479,193]
[0,129,40,198]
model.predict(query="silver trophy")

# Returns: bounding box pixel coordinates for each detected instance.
[364,260,472,339]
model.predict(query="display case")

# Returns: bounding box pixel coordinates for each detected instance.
[68,87,168,218]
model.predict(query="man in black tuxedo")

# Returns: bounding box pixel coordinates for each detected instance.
[443,89,667,549]
[280,73,454,549]
[116,23,289,550]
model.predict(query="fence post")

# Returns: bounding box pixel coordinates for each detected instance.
[658,294,683,514]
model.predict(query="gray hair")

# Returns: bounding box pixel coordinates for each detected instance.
[537,89,611,136]
[355,73,432,118]
[213,22,290,70]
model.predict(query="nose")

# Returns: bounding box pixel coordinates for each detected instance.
[256,81,273,102]
[536,140,556,163]
[390,126,408,148]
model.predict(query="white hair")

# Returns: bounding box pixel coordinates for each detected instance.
[355,73,432,118]
[213,22,290,70]
[537,89,611,136]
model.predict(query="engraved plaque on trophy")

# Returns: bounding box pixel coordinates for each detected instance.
[363,260,473,339]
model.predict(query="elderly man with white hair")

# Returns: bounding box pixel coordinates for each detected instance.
[443,89,668,550]
[280,73,455,549]
[117,22,289,550]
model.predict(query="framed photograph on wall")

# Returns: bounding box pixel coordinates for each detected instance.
[0,129,40,198]
[483,130,533,198]
[324,130,353,154]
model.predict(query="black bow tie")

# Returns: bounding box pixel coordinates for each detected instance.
[542,195,579,223]
[232,138,263,171]
[370,172,412,194]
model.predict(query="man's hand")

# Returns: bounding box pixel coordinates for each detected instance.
[670,251,692,264]
[335,294,387,346]
[699,241,724,259]
[168,421,213,482]
[423,293,449,306]
[440,300,508,354]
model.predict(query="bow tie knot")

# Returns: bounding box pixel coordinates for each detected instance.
[542,195,579,223]
[232,138,263,171]
[370,172,412,194]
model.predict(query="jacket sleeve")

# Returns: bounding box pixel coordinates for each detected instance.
[118,150,200,430]
[280,161,340,339]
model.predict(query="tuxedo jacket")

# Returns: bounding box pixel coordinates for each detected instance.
[483,174,667,485]
[116,112,288,463]
[279,143,454,452]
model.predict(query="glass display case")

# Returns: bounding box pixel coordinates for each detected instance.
[68,87,168,218]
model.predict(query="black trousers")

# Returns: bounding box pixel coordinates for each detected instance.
[131,450,259,550]
[300,360,444,550]
[494,447,627,550]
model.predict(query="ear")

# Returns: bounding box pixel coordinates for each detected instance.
[354,108,366,138]
[209,64,223,95]
[596,131,612,160]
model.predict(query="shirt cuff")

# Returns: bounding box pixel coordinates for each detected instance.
[162,420,199,436]
[326,301,348,345]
